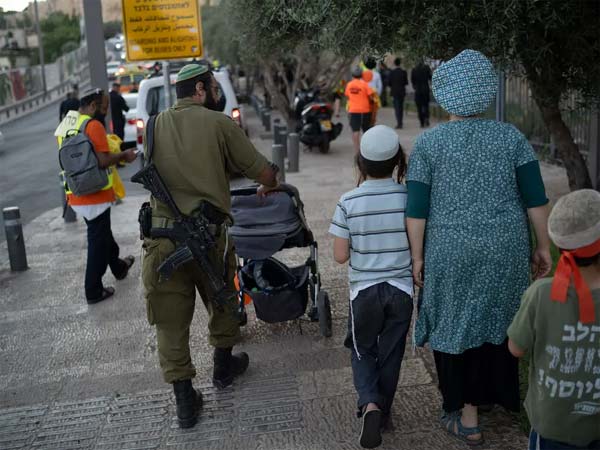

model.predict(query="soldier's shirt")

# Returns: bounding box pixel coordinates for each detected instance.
[147,98,269,218]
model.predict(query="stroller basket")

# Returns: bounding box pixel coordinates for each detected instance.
[238,258,309,324]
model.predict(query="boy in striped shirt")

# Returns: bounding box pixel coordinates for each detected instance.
[330,125,413,449]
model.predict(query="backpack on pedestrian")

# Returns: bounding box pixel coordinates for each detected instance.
[58,119,110,196]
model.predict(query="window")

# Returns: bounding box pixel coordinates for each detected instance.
[146,85,176,115]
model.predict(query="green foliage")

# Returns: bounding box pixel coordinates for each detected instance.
[40,12,80,63]
[201,3,241,64]
[103,21,123,40]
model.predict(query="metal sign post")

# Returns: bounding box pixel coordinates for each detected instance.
[163,60,172,108]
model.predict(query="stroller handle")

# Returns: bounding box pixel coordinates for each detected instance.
[230,183,296,197]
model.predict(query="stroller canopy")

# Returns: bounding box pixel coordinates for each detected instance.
[230,189,303,259]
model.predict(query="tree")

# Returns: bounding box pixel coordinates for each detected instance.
[223,0,353,128]
[103,21,123,40]
[314,0,600,190]
[40,12,80,63]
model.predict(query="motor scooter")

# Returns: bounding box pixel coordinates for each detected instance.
[293,88,342,154]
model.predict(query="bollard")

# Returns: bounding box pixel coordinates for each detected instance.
[278,126,288,157]
[264,110,271,132]
[3,207,28,272]
[273,124,283,145]
[271,144,286,182]
[59,174,76,222]
[287,133,300,173]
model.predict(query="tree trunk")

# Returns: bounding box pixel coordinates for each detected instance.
[535,99,592,190]
[261,58,297,129]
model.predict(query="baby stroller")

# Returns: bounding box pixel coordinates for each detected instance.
[229,183,332,337]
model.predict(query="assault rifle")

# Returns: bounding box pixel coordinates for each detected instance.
[131,162,230,307]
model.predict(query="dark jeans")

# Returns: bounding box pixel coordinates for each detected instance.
[113,120,125,140]
[344,283,413,415]
[529,429,600,450]
[392,95,405,127]
[414,92,430,127]
[84,208,127,300]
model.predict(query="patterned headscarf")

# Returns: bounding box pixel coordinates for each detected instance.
[432,49,497,117]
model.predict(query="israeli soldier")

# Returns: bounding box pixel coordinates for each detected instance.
[141,63,279,429]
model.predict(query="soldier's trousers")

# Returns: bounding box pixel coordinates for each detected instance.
[141,232,240,384]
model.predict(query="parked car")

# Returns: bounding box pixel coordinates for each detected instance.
[122,92,138,145]
[135,67,246,153]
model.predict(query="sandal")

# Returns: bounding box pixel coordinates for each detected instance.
[440,411,484,446]
[115,256,135,280]
[87,286,115,304]
[360,408,382,448]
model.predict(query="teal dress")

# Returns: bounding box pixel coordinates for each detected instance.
[407,118,538,355]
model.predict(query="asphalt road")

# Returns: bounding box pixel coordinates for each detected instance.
[0,102,146,242]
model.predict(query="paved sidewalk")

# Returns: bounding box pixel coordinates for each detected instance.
[0,105,568,449]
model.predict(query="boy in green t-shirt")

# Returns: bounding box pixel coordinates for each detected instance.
[508,189,600,450]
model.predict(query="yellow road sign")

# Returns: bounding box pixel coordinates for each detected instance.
[122,0,203,61]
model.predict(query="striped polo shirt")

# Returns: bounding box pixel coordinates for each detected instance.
[329,178,413,299]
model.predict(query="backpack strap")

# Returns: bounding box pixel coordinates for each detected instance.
[78,118,91,137]
[62,118,91,141]
[145,115,157,165]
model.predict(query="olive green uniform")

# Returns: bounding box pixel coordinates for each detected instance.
[141,98,269,383]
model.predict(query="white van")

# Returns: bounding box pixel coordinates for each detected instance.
[135,68,244,152]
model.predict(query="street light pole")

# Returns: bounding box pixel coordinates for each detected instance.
[82,0,110,128]
[33,0,47,94]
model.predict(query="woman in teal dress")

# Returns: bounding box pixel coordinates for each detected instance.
[406,50,553,445]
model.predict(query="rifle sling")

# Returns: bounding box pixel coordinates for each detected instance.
[145,115,157,165]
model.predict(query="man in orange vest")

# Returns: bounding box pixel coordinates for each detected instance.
[66,88,137,304]
[345,67,375,154]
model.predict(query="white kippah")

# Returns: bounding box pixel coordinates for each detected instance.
[360,125,400,161]
[548,189,600,249]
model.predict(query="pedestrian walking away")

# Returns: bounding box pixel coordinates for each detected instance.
[138,63,279,430]
[57,87,137,303]
[389,57,408,129]
[345,66,374,154]
[406,49,552,446]
[363,58,383,126]
[361,70,381,127]
[410,61,432,128]
[59,84,80,122]
[110,82,129,140]
[330,125,413,449]
[508,189,600,450]
[379,61,391,107]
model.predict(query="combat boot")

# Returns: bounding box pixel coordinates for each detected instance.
[173,379,203,429]
[212,347,249,389]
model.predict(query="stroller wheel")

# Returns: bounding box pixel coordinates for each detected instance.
[317,291,332,337]
[238,310,248,327]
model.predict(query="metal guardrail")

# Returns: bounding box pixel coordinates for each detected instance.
[0,65,90,125]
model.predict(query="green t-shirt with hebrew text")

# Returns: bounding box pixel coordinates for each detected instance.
[508,278,600,447]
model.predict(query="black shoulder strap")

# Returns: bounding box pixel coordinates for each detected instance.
[145,115,157,165]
